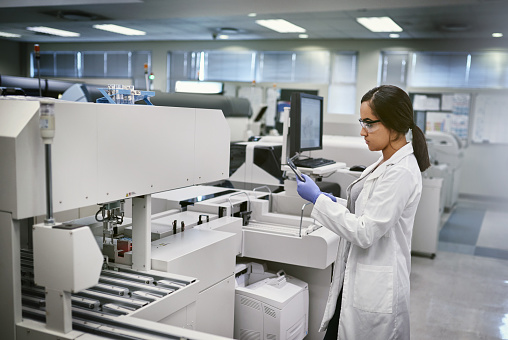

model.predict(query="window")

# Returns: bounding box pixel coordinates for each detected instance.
[30,50,151,87]
[82,52,105,77]
[410,52,469,88]
[33,52,56,77]
[382,51,508,90]
[105,52,130,78]
[327,52,358,114]
[31,52,79,78]
[256,51,330,83]
[168,50,336,87]
[204,51,256,82]
[468,52,508,88]
[167,51,201,92]
[55,53,78,78]
[380,52,409,89]
[166,49,357,115]
[294,51,330,83]
[258,51,295,82]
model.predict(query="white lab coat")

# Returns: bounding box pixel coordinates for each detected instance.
[311,142,422,339]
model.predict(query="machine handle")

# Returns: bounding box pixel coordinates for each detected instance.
[299,202,314,237]
[253,185,272,212]
[227,191,251,217]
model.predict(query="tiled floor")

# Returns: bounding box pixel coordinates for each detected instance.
[410,198,508,339]
[438,198,508,260]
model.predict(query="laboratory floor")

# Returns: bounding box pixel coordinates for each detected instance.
[410,197,508,339]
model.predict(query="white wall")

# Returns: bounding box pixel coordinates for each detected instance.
[460,143,508,199]
[26,38,508,200]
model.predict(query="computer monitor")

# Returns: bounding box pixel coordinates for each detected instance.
[288,92,324,158]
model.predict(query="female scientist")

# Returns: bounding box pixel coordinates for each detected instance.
[296,85,430,339]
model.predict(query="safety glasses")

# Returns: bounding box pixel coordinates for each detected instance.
[358,118,382,133]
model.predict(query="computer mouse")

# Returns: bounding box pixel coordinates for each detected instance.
[350,165,366,172]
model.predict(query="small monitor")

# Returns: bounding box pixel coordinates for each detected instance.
[289,92,324,157]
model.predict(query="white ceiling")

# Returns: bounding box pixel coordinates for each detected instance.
[0,0,507,42]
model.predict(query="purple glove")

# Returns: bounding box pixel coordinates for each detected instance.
[296,174,337,204]
[297,174,320,203]
[297,174,337,204]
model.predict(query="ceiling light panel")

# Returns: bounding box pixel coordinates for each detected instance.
[93,24,146,36]
[26,26,80,37]
[0,31,21,38]
[255,19,306,33]
[356,17,403,32]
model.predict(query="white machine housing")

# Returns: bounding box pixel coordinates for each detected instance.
[425,131,464,210]
[234,262,309,340]
[0,97,230,220]
[33,224,103,292]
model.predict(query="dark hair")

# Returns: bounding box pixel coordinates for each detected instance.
[361,85,430,172]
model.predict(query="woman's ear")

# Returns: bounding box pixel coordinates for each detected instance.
[390,129,404,142]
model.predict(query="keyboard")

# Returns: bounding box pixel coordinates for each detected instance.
[293,157,336,168]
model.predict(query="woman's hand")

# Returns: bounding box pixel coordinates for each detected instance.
[296,174,336,203]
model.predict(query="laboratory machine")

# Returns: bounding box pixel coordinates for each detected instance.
[0,95,234,340]
[150,183,338,340]
[426,131,465,211]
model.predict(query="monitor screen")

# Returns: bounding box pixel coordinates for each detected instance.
[289,92,324,157]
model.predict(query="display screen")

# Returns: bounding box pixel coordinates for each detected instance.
[289,92,324,156]
[300,97,322,150]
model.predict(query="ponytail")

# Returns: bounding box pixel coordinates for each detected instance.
[411,124,431,172]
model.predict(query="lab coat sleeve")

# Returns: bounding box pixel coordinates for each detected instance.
[316,194,346,206]
[311,166,416,248]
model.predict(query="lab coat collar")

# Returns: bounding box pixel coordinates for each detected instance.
[360,142,415,181]
[385,141,415,166]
